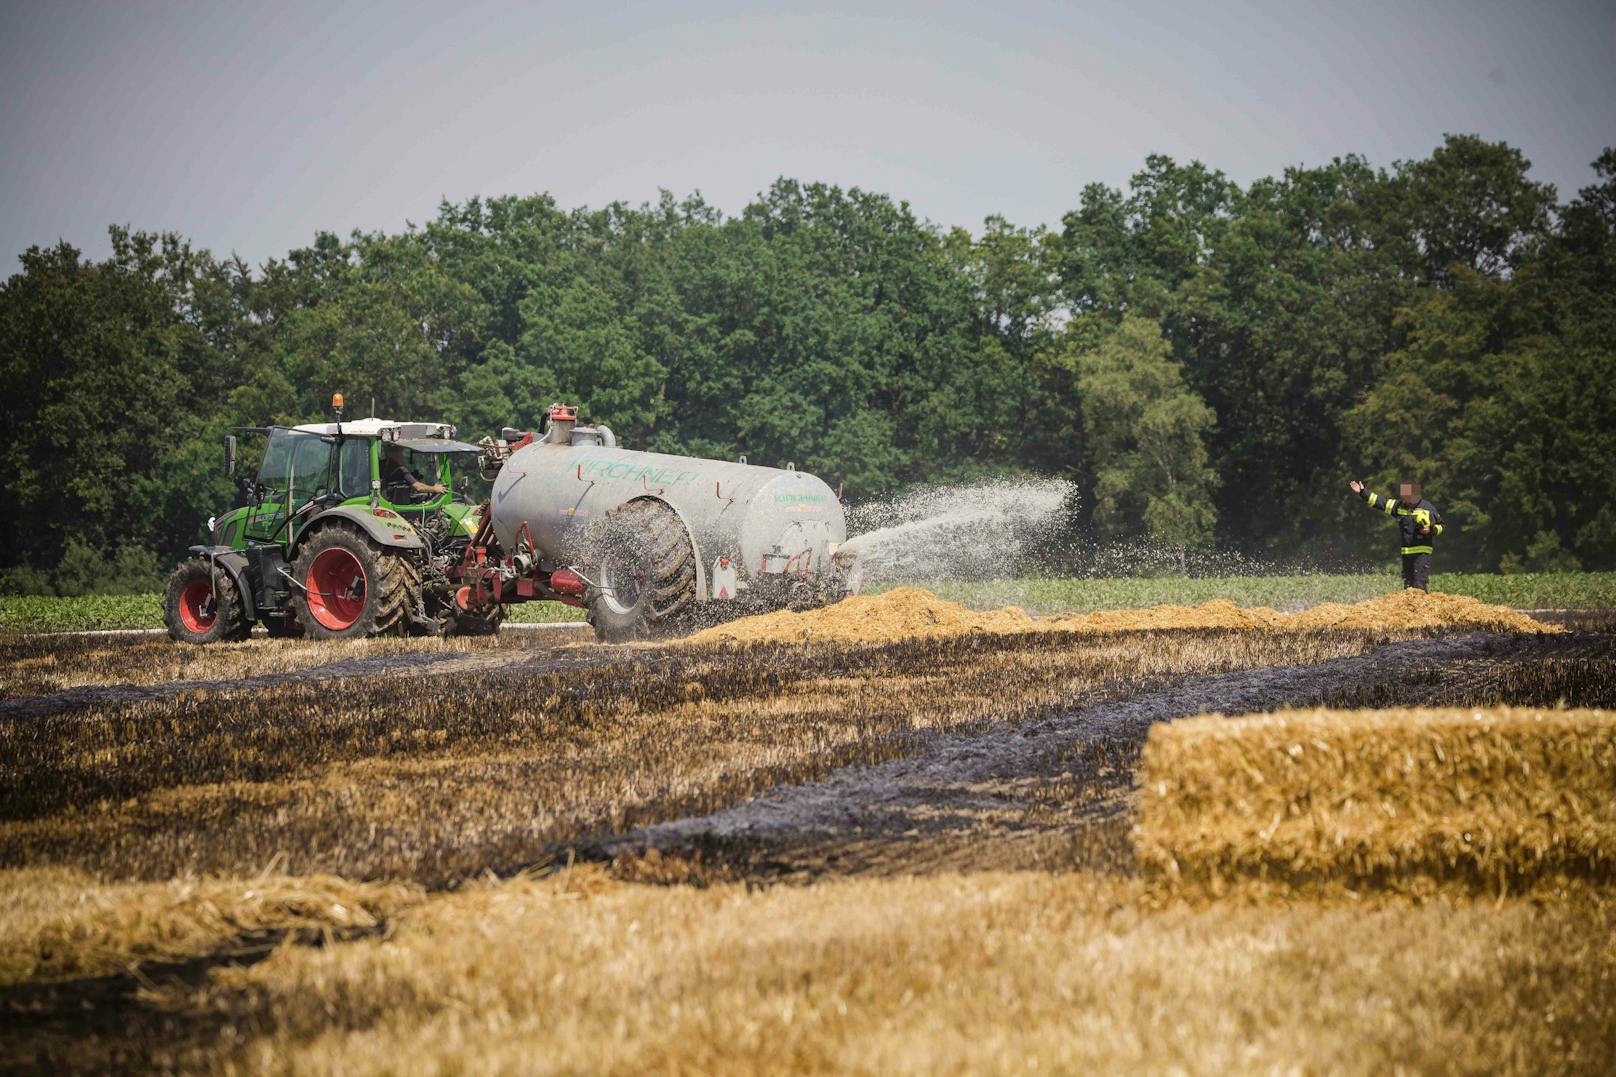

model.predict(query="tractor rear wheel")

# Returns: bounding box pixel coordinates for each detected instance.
[291,526,414,639]
[587,499,696,643]
[163,559,250,644]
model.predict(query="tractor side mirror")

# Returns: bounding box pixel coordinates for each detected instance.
[224,434,237,477]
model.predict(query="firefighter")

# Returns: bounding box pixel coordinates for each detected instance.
[1348,479,1444,591]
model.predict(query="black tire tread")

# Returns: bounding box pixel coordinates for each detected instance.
[163,558,250,644]
[291,524,418,640]
[587,499,697,642]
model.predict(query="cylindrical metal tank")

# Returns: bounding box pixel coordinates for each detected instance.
[489,440,846,594]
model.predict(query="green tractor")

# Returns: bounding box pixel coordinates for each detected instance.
[163,401,495,643]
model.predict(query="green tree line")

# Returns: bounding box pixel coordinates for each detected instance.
[2,135,1612,593]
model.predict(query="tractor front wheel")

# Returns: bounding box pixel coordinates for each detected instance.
[291,526,414,639]
[163,559,249,644]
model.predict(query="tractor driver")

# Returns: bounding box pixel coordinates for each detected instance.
[382,444,447,503]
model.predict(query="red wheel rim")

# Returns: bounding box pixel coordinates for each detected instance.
[306,548,368,630]
[178,578,217,633]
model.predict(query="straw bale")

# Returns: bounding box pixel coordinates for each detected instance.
[1137,706,1616,890]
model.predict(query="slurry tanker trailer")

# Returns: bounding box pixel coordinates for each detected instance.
[164,399,858,644]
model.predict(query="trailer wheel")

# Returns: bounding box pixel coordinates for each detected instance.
[163,558,250,644]
[588,499,696,643]
[291,526,414,639]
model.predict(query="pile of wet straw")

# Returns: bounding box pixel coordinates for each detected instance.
[1135,706,1616,892]
[685,586,1559,646]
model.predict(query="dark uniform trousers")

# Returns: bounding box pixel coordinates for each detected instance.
[1402,552,1430,591]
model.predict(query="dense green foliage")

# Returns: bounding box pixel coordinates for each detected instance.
[2,136,1613,592]
[1068,315,1219,556]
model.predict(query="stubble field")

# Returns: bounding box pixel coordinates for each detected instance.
[2,584,1613,1073]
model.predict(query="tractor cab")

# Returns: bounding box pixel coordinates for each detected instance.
[217,419,484,552]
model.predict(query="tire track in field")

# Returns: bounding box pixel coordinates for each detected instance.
[0,629,609,721]
[599,634,1547,878]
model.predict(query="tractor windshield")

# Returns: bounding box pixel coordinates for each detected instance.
[257,429,336,507]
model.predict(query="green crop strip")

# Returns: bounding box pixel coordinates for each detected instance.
[860,572,1616,615]
[4,573,1611,634]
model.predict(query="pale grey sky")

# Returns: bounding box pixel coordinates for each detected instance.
[3,0,1612,266]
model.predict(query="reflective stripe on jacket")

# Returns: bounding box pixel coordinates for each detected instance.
[1361,489,1444,555]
